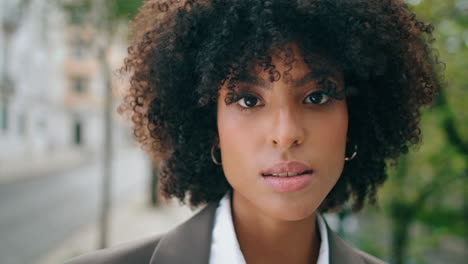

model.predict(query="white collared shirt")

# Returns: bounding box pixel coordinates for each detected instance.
[209,193,330,264]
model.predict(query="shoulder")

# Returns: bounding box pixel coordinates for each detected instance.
[355,249,388,264]
[336,235,388,264]
[324,218,387,264]
[64,235,163,264]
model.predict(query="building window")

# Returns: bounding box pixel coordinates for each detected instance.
[18,112,25,136]
[1,104,8,132]
[74,121,82,145]
[73,77,87,93]
[73,38,87,58]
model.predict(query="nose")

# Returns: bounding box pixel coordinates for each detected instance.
[269,108,305,149]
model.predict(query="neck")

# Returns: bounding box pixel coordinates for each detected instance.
[231,192,321,264]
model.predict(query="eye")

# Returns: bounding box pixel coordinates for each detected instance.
[238,95,261,108]
[304,90,331,105]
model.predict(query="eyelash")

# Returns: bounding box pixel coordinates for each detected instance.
[232,90,333,112]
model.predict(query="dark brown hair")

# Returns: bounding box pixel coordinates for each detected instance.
[119,0,442,212]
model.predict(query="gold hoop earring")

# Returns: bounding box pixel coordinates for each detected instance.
[345,144,358,161]
[211,144,222,165]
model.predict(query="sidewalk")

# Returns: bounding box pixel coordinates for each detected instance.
[0,148,93,184]
[35,191,197,264]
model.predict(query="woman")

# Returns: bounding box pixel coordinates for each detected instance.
[67,0,441,263]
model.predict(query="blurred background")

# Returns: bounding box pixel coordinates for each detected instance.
[0,0,466,263]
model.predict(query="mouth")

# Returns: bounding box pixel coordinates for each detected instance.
[262,170,314,177]
[260,161,314,192]
[261,161,314,177]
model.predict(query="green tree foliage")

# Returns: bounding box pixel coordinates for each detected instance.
[61,0,142,27]
[113,0,143,21]
[356,1,467,263]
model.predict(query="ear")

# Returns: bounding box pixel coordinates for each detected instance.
[212,134,220,148]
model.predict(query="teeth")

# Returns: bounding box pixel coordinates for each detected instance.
[270,172,303,177]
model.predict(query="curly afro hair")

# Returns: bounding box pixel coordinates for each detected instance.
[119,0,442,212]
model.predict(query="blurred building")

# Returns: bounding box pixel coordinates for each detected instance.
[0,0,69,159]
[0,0,131,169]
[63,20,104,150]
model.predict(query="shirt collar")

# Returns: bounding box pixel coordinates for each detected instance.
[209,193,330,264]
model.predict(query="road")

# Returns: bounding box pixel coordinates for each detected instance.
[0,148,151,264]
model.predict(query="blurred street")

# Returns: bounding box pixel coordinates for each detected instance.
[0,147,154,264]
[36,182,195,264]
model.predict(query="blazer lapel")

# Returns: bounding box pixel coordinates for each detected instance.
[149,201,219,264]
[326,222,367,264]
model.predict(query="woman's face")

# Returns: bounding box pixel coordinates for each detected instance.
[217,42,348,221]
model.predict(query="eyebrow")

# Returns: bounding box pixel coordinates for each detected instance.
[236,67,340,90]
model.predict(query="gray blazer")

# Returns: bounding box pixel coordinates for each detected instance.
[66,202,386,264]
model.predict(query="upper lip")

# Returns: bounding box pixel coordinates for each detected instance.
[261,161,313,176]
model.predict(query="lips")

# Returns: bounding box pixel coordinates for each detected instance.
[261,161,313,177]
[261,161,314,192]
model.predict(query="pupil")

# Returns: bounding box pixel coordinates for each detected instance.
[245,97,257,107]
[311,93,323,103]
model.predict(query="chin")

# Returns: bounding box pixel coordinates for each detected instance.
[263,195,321,222]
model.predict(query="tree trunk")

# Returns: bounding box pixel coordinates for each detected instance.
[93,0,114,249]
[390,204,412,264]
[150,164,160,206]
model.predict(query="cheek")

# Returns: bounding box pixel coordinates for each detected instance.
[216,105,259,184]
[310,102,348,181]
